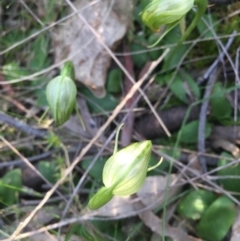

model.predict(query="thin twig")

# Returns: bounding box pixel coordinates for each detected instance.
[198,33,236,172]
[0,112,48,138]
[121,44,136,146]
[0,150,55,168]
[200,30,237,82]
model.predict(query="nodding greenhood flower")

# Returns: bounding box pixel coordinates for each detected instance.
[88,141,152,210]
[46,62,77,126]
[88,124,162,210]
[141,0,207,48]
[141,0,194,32]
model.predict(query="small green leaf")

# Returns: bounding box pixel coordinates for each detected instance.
[130,38,149,68]
[197,196,237,241]
[29,33,50,71]
[181,70,200,100]
[162,26,189,70]
[81,157,107,179]
[197,14,218,39]
[107,69,123,93]
[169,73,187,103]
[0,169,22,206]
[178,120,212,144]
[35,88,48,107]
[218,153,240,199]
[210,83,232,121]
[38,161,58,183]
[177,189,217,220]
[82,87,119,113]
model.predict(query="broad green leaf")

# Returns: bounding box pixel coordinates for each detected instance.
[177,189,217,220]
[130,35,149,68]
[38,161,58,183]
[163,70,200,104]
[162,26,189,71]
[0,169,22,206]
[107,69,123,93]
[210,83,232,121]
[197,14,218,39]
[197,196,237,241]
[81,157,108,179]
[42,0,60,23]
[29,33,50,71]
[218,153,240,199]
[178,120,212,144]
[81,87,119,113]
[0,29,26,50]
[35,88,48,106]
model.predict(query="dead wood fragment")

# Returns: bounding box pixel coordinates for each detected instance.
[0,112,48,138]
[132,194,201,241]
[135,105,200,140]
[210,126,240,143]
[211,139,239,157]
[121,45,136,147]
[209,126,240,157]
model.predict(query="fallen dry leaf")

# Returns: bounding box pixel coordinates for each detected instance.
[93,175,181,217]
[52,0,132,97]
[231,209,240,241]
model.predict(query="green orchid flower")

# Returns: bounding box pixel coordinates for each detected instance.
[46,61,77,126]
[88,124,162,210]
[141,0,207,54]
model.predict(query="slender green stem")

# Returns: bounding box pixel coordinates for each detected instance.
[75,104,85,131]
[147,157,163,172]
[114,123,124,154]
[61,61,75,80]
[164,0,207,67]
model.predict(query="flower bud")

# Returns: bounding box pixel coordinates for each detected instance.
[46,75,77,126]
[141,0,194,32]
[88,140,152,210]
[103,141,152,195]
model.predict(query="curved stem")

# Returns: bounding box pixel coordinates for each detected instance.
[114,123,124,154]
[165,0,207,67]
[147,157,163,172]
